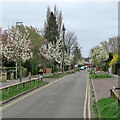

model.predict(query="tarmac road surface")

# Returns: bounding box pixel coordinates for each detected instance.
[2,70,87,118]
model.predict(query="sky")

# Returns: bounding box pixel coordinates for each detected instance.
[1,1,118,57]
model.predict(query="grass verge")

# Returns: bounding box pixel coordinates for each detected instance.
[0,80,46,101]
[92,100,99,119]
[89,74,114,79]
[90,78,99,119]
[97,97,120,119]
[43,71,76,78]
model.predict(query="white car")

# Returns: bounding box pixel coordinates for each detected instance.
[80,66,85,70]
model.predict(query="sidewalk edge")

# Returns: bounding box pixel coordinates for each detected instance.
[91,78,101,118]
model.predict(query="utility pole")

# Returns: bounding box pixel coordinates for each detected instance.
[118,37,120,58]
[118,2,120,101]
[15,21,23,79]
[118,37,120,97]
[62,24,66,73]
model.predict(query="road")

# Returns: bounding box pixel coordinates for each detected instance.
[2,70,88,118]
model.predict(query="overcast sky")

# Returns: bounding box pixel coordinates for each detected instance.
[1,1,118,57]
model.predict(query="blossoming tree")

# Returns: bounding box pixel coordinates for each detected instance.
[2,26,33,82]
[39,38,73,72]
[91,46,109,67]
[0,27,2,67]
[78,59,85,66]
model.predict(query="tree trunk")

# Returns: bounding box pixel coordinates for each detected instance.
[19,61,22,82]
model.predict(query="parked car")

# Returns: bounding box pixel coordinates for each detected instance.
[80,66,85,70]
[85,65,88,68]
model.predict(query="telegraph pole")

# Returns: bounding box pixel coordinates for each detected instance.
[62,24,66,73]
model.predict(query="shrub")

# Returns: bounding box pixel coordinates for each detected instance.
[32,67,38,75]
[112,64,117,75]
[23,68,28,77]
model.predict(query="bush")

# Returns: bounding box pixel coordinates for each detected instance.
[23,68,28,77]
[97,65,101,71]
[112,64,117,75]
[102,64,109,72]
[32,67,38,75]
[90,74,114,79]
[23,60,32,74]
[89,67,95,74]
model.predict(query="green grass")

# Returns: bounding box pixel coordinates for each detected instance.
[97,97,120,119]
[43,71,75,78]
[89,74,114,79]
[92,100,99,119]
[0,80,46,101]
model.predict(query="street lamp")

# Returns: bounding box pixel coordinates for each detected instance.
[62,24,66,73]
[15,21,23,79]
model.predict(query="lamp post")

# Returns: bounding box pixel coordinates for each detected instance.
[15,21,23,79]
[62,24,66,73]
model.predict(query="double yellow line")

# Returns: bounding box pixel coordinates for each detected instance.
[84,73,91,119]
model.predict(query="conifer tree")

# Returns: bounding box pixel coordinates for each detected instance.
[44,12,59,44]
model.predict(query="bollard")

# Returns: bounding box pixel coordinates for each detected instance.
[30,81,31,86]
[118,98,120,107]
[23,83,25,88]
[28,81,31,86]
[28,81,30,86]
[41,77,43,82]
[34,80,35,85]
[38,78,39,84]
[5,87,8,94]
[15,85,18,90]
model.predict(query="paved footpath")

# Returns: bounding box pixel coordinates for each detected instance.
[92,75,118,101]
[2,71,87,118]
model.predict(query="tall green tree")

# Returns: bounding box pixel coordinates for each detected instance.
[44,12,59,44]
[44,5,63,40]
[72,43,82,67]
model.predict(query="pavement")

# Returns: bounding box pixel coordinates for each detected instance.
[2,71,87,118]
[92,75,118,102]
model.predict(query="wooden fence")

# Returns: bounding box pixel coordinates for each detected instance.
[110,87,120,106]
[0,76,43,94]
[0,69,76,94]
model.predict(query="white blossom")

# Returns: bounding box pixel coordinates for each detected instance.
[91,46,109,64]
[39,38,73,65]
[2,26,33,63]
